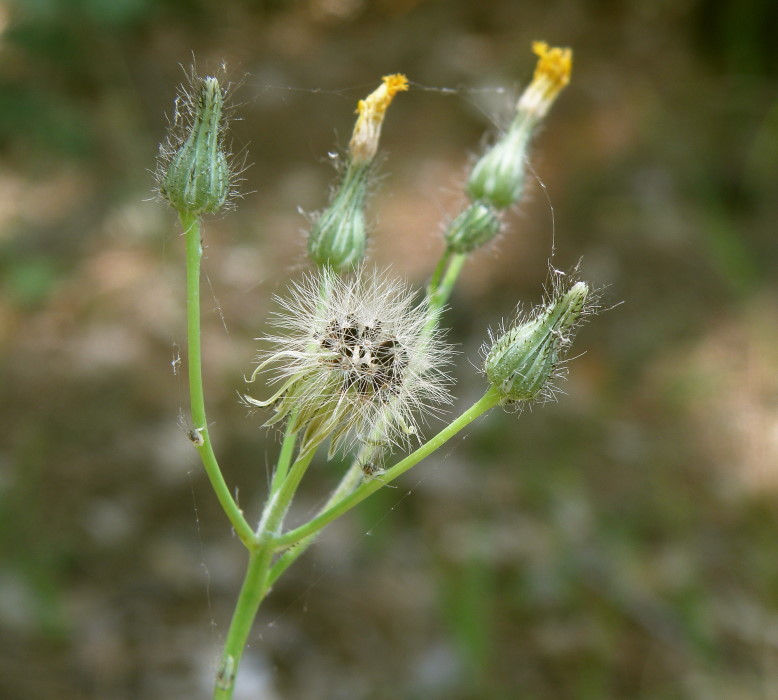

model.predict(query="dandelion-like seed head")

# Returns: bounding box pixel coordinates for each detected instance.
[246,267,452,458]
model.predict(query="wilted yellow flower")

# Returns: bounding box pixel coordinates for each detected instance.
[465,42,572,212]
[517,41,573,120]
[349,73,409,163]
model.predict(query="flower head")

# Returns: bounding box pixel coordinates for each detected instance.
[307,74,408,271]
[246,267,451,457]
[349,74,409,164]
[485,279,593,405]
[466,42,572,211]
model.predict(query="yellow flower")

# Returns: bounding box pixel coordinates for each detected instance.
[517,41,572,120]
[349,73,409,163]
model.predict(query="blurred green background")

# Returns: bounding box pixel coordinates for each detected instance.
[1,0,777,698]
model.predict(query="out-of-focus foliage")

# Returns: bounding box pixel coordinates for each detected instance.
[1,1,777,698]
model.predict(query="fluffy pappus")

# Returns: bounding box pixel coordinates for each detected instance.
[246,267,453,458]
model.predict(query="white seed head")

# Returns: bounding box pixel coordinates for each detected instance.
[246,267,453,457]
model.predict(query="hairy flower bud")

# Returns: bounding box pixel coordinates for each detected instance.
[445,202,501,253]
[308,162,369,271]
[159,75,231,216]
[485,281,589,403]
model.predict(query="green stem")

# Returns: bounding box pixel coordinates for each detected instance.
[270,248,473,582]
[180,210,254,547]
[273,386,501,550]
[268,416,297,498]
[267,459,364,587]
[213,549,267,699]
[427,247,453,300]
[256,448,316,538]
[214,445,318,700]
[430,251,466,315]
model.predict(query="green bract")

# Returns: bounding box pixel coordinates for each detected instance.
[467,117,533,210]
[308,162,370,271]
[445,201,501,253]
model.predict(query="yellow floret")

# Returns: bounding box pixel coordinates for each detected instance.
[517,42,573,119]
[531,41,572,90]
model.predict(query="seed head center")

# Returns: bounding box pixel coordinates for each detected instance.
[318,317,408,398]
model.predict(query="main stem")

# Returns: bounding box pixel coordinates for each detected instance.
[213,446,317,700]
[213,548,267,698]
[181,211,254,546]
[190,216,475,694]
[213,387,499,697]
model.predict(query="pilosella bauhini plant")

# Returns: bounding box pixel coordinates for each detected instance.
[157,43,595,699]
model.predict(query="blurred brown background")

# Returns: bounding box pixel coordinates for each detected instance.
[1,0,777,698]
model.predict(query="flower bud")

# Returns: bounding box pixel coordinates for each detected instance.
[485,281,588,403]
[308,162,369,271]
[445,201,501,253]
[159,76,230,216]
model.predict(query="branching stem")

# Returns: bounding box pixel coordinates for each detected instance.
[273,386,501,550]
[214,445,317,700]
[268,245,473,583]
